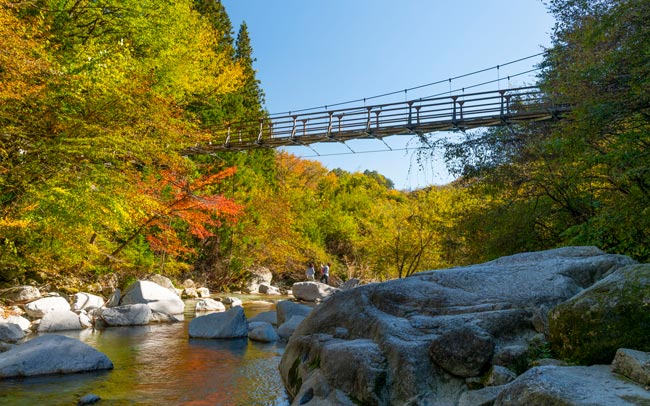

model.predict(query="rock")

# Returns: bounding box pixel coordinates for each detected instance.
[0,322,25,343]
[248,322,280,342]
[279,246,636,405]
[197,287,210,298]
[71,293,105,312]
[549,264,650,364]
[258,283,281,295]
[98,304,152,326]
[0,335,113,378]
[319,339,388,405]
[1,315,31,332]
[611,348,650,386]
[0,286,41,304]
[37,310,82,332]
[0,342,15,352]
[458,385,504,406]
[339,278,361,290]
[244,267,273,293]
[148,274,175,290]
[429,324,495,377]
[120,280,184,322]
[188,307,248,339]
[182,279,195,289]
[79,311,93,328]
[195,298,226,313]
[182,287,199,299]
[494,365,650,405]
[78,393,101,405]
[249,310,277,325]
[484,365,517,387]
[24,296,71,318]
[291,281,339,302]
[105,288,120,307]
[277,315,305,340]
[222,297,242,308]
[276,300,312,325]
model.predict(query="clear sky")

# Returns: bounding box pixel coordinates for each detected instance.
[221,0,556,190]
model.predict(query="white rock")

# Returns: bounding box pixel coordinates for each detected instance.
[37,310,82,332]
[79,311,93,328]
[120,281,184,321]
[188,307,248,339]
[195,298,226,313]
[258,283,282,295]
[24,296,71,318]
[182,287,199,299]
[222,297,243,308]
[291,282,340,302]
[0,335,113,378]
[3,315,31,332]
[98,304,152,326]
[197,287,210,298]
[148,274,175,290]
[72,292,105,312]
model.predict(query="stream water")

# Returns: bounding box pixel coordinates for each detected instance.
[0,298,291,406]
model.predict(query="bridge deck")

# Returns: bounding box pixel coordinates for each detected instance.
[185,86,569,153]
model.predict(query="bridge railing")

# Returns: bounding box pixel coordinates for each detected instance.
[188,86,567,152]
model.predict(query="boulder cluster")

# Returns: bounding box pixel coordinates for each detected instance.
[279,246,650,406]
[189,299,314,343]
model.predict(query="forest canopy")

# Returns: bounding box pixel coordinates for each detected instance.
[1,0,648,292]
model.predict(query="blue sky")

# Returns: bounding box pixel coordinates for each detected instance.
[222,0,556,190]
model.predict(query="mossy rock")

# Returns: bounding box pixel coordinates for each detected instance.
[549,264,650,364]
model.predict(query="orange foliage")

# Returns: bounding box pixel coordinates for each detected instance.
[140,166,242,256]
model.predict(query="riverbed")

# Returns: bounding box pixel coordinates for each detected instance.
[0,299,291,406]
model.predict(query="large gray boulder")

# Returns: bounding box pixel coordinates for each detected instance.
[0,335,113,378]
[549,264,650,364]
[279,246,635,406]
[120,280,184,322]
[37,310,83,332]
[494,365,650,405]
[188,306,248,339]
[24,296,71,318]
[291,282,339,302]
[98,304,152,326]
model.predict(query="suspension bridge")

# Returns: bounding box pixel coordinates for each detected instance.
[184,53,570,155]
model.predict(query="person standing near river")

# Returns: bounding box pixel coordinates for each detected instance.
[320,263,330,284]
[306,263,315,281]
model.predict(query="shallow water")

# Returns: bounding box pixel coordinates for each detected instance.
[0,299,291,406]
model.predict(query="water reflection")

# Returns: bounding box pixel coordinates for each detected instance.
[0,301,290,406]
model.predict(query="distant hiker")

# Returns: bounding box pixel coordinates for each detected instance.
[306,263,315,281]
[320,263,330,284]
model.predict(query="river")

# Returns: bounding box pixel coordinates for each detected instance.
[0,298,291,406]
